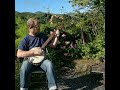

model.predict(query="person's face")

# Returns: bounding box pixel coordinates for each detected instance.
[29,22,40,35]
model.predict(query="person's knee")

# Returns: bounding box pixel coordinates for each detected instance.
[45,60,54,72]
[45,60,53,67]
[20,61,32,73]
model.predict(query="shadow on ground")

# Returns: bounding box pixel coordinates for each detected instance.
[29,72,104,90]
[58,72,104,90]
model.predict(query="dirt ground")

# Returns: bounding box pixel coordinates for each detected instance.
[29,62,105,90]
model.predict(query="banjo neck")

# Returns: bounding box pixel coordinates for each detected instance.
[41,34,54,49]
[41,25,63,49]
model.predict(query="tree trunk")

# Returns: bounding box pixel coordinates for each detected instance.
[81,28,85,45]
[89,33,92,42]
[91,20,98,35]
[94,24,98,35]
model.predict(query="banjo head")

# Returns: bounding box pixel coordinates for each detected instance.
[29,50,45,64]
[32,56,45,64]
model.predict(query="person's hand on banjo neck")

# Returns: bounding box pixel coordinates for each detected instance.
[29,29,60,57]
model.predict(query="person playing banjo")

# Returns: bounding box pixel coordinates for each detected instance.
[17,17,61,90]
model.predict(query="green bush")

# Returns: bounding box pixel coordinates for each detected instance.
[15,61,21,90]
[77,33,105,60]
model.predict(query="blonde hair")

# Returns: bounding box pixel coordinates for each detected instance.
[27,18,40,29]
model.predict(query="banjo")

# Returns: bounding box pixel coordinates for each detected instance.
[28,25,63,65]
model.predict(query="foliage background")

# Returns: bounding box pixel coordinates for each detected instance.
[15,0,105,89]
